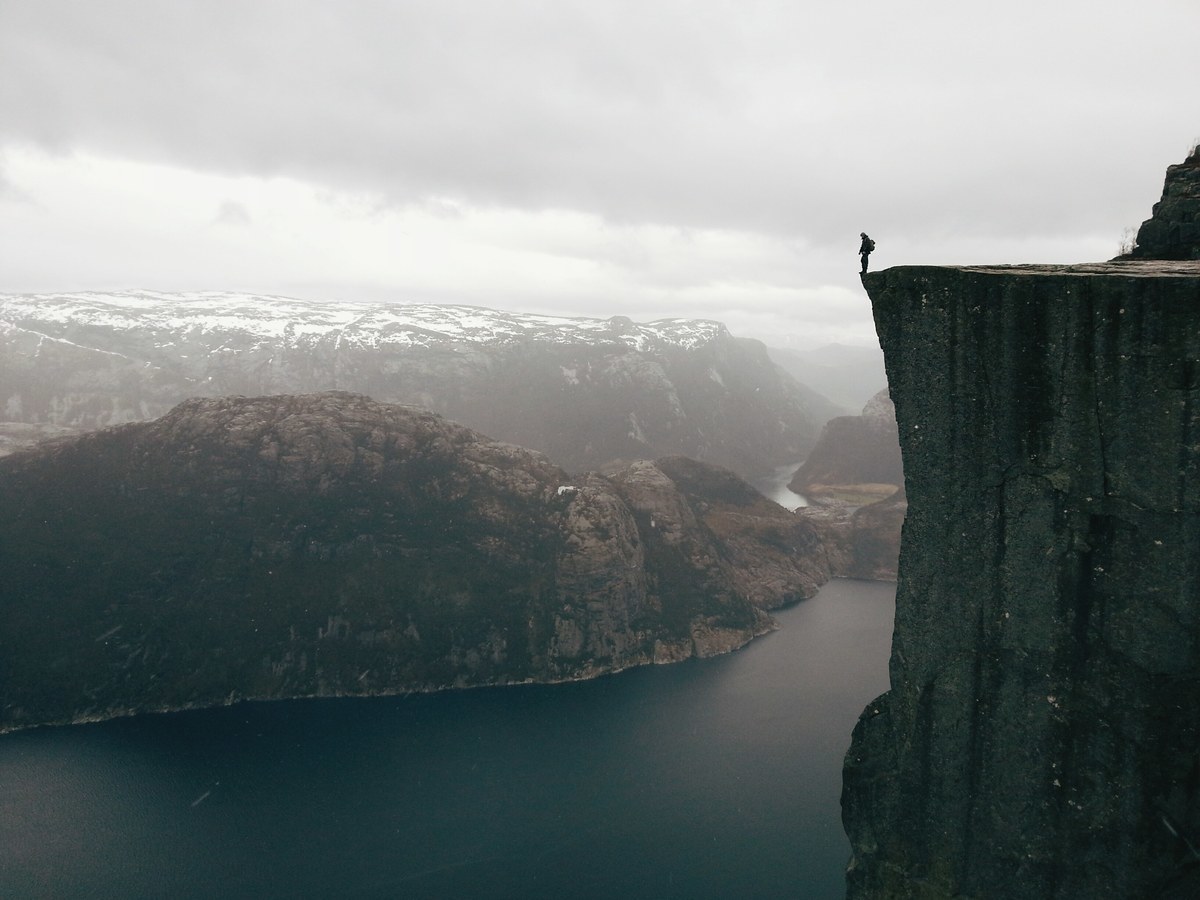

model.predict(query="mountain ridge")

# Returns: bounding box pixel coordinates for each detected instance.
[0,292,831,477]
[0,292,729,352]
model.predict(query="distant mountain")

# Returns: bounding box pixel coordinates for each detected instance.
[795,489,906,582]
[790,389,903,497]
[0,392,830,732]
[0,292,829,477]
[767,342,888,412]
[790,389,906,581]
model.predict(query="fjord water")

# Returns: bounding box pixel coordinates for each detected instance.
[753,460,810,509]
[0,579,893,899]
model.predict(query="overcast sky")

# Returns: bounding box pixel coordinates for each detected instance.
[1,1,1197,347]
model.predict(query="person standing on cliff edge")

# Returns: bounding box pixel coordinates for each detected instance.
[859,232,875,273]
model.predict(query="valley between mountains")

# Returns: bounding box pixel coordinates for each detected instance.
[0,296,900,731]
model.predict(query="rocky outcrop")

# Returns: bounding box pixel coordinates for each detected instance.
[1125,145,1200,260]
[789,388,903,499]
[785,388,905,581]
[844,261,1200,899]
[0,392,828,732]
[609,455,830,611]
[797,488,906,582]
[0,295,827,478]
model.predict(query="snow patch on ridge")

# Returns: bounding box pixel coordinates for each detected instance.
[0,292,726,352]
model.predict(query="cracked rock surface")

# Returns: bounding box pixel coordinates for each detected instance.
[845,262,1200,899]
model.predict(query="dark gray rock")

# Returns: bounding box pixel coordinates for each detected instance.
[1125,144,1200,260]
[845,261,1200,899]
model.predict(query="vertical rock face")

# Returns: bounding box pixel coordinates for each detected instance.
[845,262,1200,898]
[1127,145,1200,260]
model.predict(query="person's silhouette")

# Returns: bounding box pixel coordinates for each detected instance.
[859,233,875,273]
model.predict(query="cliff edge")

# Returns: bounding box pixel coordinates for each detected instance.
[844,261,1200,898]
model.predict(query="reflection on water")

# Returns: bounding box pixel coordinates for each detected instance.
[0,579,893,899]
[751,461,809,509]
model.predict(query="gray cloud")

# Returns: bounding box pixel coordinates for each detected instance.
[213,200,251,226]
[2,0,1196,251]
[0,158,32,204]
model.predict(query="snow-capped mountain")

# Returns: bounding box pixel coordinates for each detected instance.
[0,291,724,352]
[0,291,834,475]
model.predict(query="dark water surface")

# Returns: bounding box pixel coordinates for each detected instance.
[0,579,894,899]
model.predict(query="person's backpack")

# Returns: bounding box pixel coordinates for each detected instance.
[867,238,876,252]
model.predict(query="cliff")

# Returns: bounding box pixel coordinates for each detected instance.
[0,393,828,732]
[1126,144,1200,261]
[844,261,1200,898]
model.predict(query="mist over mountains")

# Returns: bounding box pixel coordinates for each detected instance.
[0,292,841,477]
[767,343,887,413]
[0,292,896,731]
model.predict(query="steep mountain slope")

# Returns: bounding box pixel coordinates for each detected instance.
[0,293,824,476]
[0,392,828,732]
[789,388,903,497]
